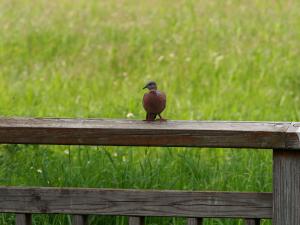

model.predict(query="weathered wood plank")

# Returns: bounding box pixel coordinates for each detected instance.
[0,186,272,218]
[244,218,260,225]
[187,217,203,225]
[0,117,297,149]
[273,149,300,224]
[128,216,144,225]
[72,215,88,225]
[15,213,31,225]
[285,122,300,149]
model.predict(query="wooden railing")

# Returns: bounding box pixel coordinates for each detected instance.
[0,118,299,225]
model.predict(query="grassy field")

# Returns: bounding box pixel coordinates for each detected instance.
[0,0,300,224]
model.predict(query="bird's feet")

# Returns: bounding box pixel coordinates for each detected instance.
[144,113,157,121]
[143,119,155,122]
[157,114,167,122]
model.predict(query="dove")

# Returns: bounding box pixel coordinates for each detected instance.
[142,81,166,121]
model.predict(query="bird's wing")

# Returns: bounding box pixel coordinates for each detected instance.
[143,92,151,111]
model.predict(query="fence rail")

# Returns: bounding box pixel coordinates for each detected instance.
[0,117,300,225]
[0,117,299,149]
[0,187,272,218]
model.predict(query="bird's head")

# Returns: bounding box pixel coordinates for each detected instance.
[143,81,157,90]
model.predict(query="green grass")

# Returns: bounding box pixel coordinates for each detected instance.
[0,0,300,224]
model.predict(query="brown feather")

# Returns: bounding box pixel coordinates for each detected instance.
[143,90,166,121]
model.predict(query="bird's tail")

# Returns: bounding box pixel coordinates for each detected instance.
[146,113,157,121]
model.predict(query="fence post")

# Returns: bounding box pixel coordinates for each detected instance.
[128,216,144,225]
[187,218,203,225]
[16,214,31,225]
[72,215,88,225]
[244,218,260,225]
[273,149,300,225]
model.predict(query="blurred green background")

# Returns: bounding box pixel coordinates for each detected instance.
[0,0,299,224]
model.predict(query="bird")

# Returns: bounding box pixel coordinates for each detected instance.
[142,81,166,121]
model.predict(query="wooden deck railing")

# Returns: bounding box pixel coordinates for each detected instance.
[0,118,299,225]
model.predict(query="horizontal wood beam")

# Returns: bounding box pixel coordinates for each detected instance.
[0,186,272,218]
[0,118,299,149]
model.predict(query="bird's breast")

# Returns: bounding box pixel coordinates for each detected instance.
[143,90,166,114]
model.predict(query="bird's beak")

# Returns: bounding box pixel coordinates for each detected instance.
[142,85,147,89]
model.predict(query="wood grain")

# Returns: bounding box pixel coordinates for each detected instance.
[273,149,300,225]
[72,215,88,225]
[0,186,272,218]
[285,122,300,149]
[187,218,203,225]
[15,213,31,225]
[244,218,260,225]
[0,117,298,149]
[128,216,144,225]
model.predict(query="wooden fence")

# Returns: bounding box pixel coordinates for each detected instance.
[0,118,299,225]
